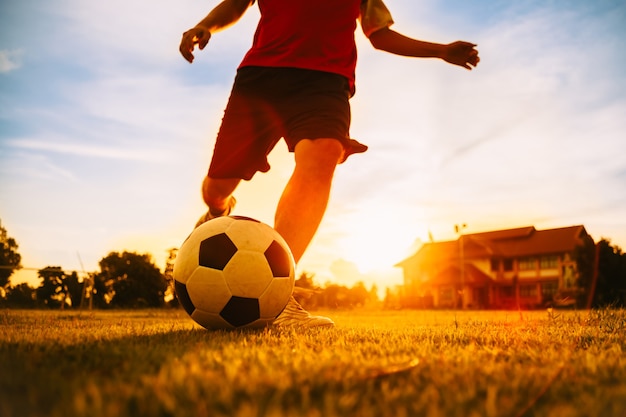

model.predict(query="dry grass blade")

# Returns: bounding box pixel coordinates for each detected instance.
[513,362,566,417]
[363,358,421,380]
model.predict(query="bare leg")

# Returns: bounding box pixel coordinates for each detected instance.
[274,139,344,263]
[201,176,240,215]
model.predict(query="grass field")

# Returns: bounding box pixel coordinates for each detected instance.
[1,308,625,417]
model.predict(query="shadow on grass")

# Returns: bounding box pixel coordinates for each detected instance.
[0,319,266,417]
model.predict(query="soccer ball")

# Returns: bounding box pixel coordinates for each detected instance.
[173,216,295,330]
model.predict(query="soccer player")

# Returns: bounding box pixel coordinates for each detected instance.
[179,0,479,327]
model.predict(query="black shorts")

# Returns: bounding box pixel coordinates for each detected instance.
[208,66,367,180]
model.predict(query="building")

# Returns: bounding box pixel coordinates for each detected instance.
[395,225,592,309]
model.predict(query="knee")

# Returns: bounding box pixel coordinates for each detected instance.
[294,139,344,171]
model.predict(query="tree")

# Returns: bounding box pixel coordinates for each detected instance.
[90,272,111,309]
[348,281,370,307]
[295,272,317,290]
[64,271,83,309]
[319,284,348,308]
[37,266,69,308]
[576,238,626,308]
[369,284,381,306]
[574,235,596,307]
[294,277,380,310]
[4,283,37,308]
[0,221,22,288]
[164,248,178,307]
[96,251,167,308]
[592,239,626,307]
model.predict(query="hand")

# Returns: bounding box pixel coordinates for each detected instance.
[179,26,212,63]
[443,41,480,70]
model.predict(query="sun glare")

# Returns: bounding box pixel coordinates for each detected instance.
[336,206,423,273]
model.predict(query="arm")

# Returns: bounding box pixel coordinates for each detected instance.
[179,0,254,63]
[368,27,480,70]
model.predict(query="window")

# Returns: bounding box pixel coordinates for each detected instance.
[540,256,559,269]
[503,259,514,271]
[520,284,537,297]
[541,281,558,298]
[519,257,537,271]
[490,259,500,271]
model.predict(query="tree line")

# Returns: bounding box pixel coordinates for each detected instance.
[1,221,625,310]
[1,251,170,310]
[0,222,381,310]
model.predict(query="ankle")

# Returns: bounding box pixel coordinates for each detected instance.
[207,196,236,217]
[208,205,228,217]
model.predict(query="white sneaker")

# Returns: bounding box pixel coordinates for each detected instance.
[273,296,334,328]
[195,196,237,228]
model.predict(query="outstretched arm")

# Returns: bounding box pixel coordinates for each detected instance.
[179,0,254,63]
[368,27,480,70]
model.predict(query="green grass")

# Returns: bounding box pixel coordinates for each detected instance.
[1,308,625,417]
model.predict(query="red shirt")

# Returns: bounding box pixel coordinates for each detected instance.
[239,0,393,92]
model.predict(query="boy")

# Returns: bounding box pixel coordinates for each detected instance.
[179,0,479,327]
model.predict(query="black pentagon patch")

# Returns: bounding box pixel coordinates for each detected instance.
[174,281,195,316]
[220,296,260,327]
[199,233,237,270]
[264,240,292,277]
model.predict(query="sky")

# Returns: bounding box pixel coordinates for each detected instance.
[1,0,625,293]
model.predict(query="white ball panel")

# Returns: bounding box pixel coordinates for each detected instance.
[198,216,236,233]
[173,240,198,285]
[223,250,274,298]
[258,277,294,318]
[186,268,232,313]
[225,220,274,252]
[191,309,233,330]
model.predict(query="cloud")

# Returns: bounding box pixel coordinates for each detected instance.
[43,0,259,72]
[0,49,22,73]
[6,137,168,161]
[0,151,78,183]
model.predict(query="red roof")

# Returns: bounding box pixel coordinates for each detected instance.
[472,225,588,257]
[396,225,590,266]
